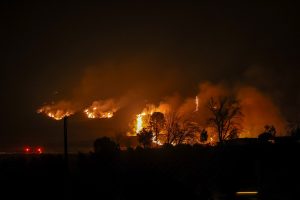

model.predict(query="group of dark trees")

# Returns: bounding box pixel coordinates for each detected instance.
[258,125,277,142]
[90,135,300,200]
[136,96,244,147]
[135,96,300,148]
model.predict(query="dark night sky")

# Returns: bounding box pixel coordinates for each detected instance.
[0,1,299,152]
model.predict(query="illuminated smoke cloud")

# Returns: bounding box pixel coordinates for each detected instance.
[237,86,286,137]
[138,82,287,138]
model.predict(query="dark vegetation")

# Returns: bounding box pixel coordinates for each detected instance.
[2,97,299,199]
[133,96,244,146]
[1,138,300,200]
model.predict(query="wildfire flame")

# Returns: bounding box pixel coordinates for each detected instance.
[131,104,169,145]
[136,113,146,133]
[84,100,119,119]
[37,103,74,120]
[84,108,114,119]
[152,137,163,146]
[195,96,199,112]
[134,112,163,145]
[134,104,165,135]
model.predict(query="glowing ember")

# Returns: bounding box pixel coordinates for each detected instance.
[84,100,119,119]
[37,106,74,120]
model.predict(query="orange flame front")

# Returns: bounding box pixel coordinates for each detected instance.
[84,107,114,119]
[84,100,118,119]
[37,106,74,120]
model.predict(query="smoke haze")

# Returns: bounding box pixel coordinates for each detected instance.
[0,1,298,151]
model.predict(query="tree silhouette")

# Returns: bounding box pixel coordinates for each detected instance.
[258,125,276,142]
[93,137,120,158]
[149,112,165,145]
[207,96,243,144]
[164,111,181,145]
[291,126,300,138]
[163,111,200,145]
[137,128,153,148]
[174,121,200,145]
[287,122,300,139]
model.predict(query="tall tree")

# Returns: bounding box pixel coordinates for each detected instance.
[207,96,243,144]
[93,137,120,158]
[287,121,300,138]
[163,111,200,145]
[137,128,153,148]
[174,121,200,145]
[164,111,181,145]
[149,112,165,144]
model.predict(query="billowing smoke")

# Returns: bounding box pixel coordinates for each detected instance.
[37,62,288,146]
[177,82,228,124]
[141,82,287,138]
[237,87,286,137]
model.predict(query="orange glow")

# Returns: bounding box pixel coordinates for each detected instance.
[236,191,258,195]
[238,87,287,137]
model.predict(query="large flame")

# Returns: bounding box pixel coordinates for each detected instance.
[37,101,75,120]
[134,112,163,145]
[130,104,169,145]
[134,104,166,134]
[84,100,119,119]
[136,113,146,133]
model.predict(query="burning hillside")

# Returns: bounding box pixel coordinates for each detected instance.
[84,99,119,119]
[37,101,75,120]
[37,82,287,147]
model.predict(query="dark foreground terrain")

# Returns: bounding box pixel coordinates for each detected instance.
[1,143,299,200]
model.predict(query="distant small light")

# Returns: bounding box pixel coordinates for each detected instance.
[36,147,43,154]
[236,191,258,196]
[24,147,30,153]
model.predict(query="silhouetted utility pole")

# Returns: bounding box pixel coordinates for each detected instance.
[64,116,69,173]
[63,116,70,198]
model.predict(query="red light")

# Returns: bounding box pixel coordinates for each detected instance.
[36,147,43,154]
[24,147,30,153]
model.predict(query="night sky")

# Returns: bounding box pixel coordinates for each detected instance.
[1,1,299,152]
